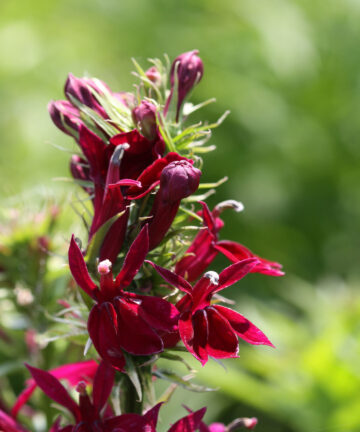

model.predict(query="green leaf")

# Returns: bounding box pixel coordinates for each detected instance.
[153,368,217,392]
[124,353,142,402]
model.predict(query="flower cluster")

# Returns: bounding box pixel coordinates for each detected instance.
[5,50,283,431]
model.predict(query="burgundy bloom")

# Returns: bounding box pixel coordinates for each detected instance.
[165,50,204,121]
[68,225,179,370]
[147,259,273,365]
[12,360,98,419]
[48,100,82,136]
[132,100,158,140]
[25,361,116,432]
[175,201,284,282]
[147,160,201,249]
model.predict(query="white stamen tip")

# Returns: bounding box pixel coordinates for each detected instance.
[216,200,244,213]
[97,259,112,275]
[204,271,219,285]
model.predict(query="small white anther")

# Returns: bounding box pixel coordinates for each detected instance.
[204,271,219,285]
[215,200,244,214]
[97,259,112,275]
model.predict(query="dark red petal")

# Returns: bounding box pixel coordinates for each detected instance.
[178,311,208,364]
[115,298,163,355]
[215,258,259,293]
[108,179,142,188]
[115,225,149,288]
[175,228,217,283]
[192,310,209,365]
[215,240,284,277]
[127,152,191,200]
[105,414,148,431]
[0,409,29,432]
[88,303,125,371]
[25,365,80,421]
[199,201,216,235]
[168,407,207,432]
[12,361,97,419]
[145,261,192,294]
[99,208,129,265]
[92,360,115,413]
[135,294,179,332]
[213,305,274,347]
[142,402,162,429]
[205,307,238,359]
[78,125,108,182]
[68,235,98,299]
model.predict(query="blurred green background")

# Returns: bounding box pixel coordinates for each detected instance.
[1,0,360,430]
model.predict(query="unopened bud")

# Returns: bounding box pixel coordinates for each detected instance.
[132,101,157,140]
[97,259,112,275]
[204,271,219,285]
[160,160,201,203]
[146,66,162,86]
[48,100,82,136]
[166,50,204,121]
[65,73,107,118]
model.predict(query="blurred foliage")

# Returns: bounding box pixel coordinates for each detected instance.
[1,0,360,431]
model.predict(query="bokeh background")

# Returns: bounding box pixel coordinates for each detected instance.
[1,0,360,431]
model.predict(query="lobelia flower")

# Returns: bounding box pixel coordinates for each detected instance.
[147,259,274,365]
[12,360,98,419]
[25,361,116,432]
[147,160,202,250]
[165,50,204,121]
[68,225,179,370]
[175,201,284,282]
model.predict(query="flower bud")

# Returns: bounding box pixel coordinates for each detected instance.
[146,66,161,86]
[48,100,82,136]
[147,160,201,249]
[64,73,107,118]
[165,50,204,121]
[132,100,157,140]
[160,160,201,203]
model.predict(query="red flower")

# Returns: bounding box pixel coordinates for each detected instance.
[68,225,179,370]
[12,360,98,419]
[147,259,274,365]
[175,201,284,282]
[25,361,117,431]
